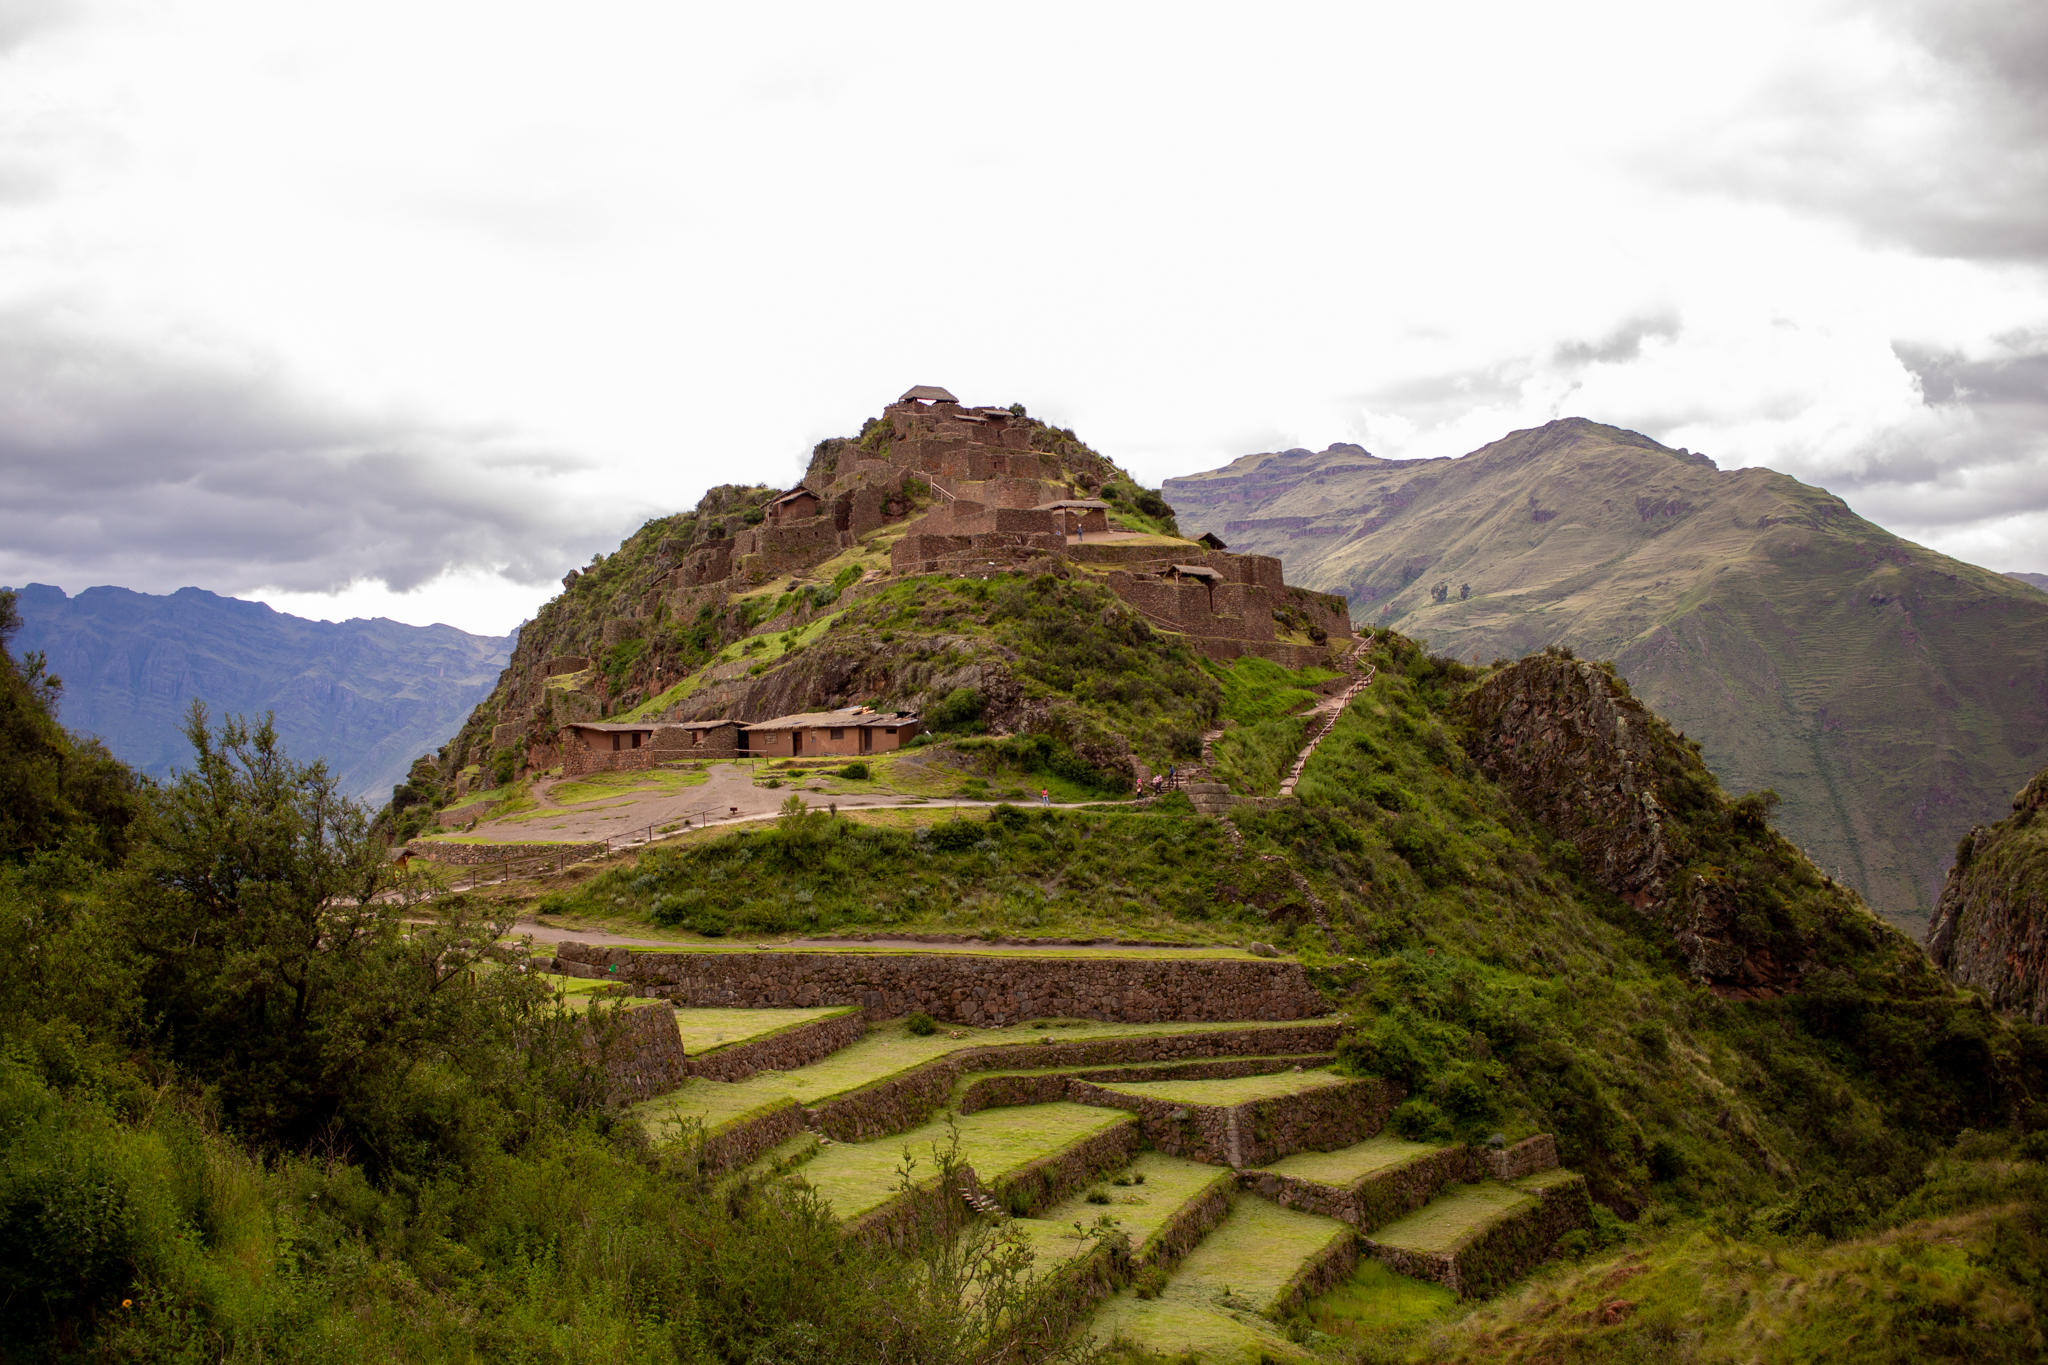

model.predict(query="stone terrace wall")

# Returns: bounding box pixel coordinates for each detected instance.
[1481,1134,1559,1181]
[1364,1172,1592,1298]
[552,945,1328,1025]
[1245,1144,1471,1233]
[1069,1076,1398,1168]
[803,1024,1344,1142]
[409,839,608,867]
[697,1098,804,1175]
[1270,1225,1362,1315]
[585,1001,692,1102]
[956,1055,1335,1115]
[686,1008,869,1083]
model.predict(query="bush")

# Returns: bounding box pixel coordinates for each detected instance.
[929,687,985,733]
[838,761,870,780]
[906,1012,937,1036]
[1390,1098,1453,1142]
[491,748,516,787]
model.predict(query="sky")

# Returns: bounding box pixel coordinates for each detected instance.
[1,0,2044,635]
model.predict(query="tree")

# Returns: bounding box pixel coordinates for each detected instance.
[0,590,138,864]
[118,703,554,1158]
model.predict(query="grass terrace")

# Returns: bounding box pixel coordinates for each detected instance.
[629,1015,1333,1140]
[1085,1067,1349,1107]
[794,1102,1133,1221]
[1255,1134,1443,1186]
[673,1005,855,1053]
[1011,1153,1235,1275]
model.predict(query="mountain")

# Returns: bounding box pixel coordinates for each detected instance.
[6,583,515,801]
[1163,418,2048,935]
[1927,764,2048,1024]
[2011,571,2048,593]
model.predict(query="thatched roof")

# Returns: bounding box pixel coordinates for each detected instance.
[1166,564,1222,582]
[1197,531,1228,550]
[745,707,920,732]
[898,385,959,403]
[768,486,819,509]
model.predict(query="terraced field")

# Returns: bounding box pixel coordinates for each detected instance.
[620,991,1592,1359]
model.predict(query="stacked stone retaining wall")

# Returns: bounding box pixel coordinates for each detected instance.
[696,1099,805,1174]
[1270,1224,1363,1315]
[409,839,608,867]
[1481,1134,1559,1181]
[1068,1076,1399,1168]
[552,944,1328,1025]
[583,1001,692,1102]
[956,1055,1335,1114]
[685,1008,869,1083]
[1365,1172,1593,1298]
[804,1024,1344,1142]
[1244,1144,1471,1232]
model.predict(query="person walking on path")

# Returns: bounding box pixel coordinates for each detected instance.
[1040,787,1050,806]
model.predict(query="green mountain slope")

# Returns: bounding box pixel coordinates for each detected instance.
[1163,418,2048,934]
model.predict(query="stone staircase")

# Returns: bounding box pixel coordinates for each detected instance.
[1278,638,1377,798]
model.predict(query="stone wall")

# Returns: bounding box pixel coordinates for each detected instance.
[685,1008,868,1083]
[1480,1134,1559,1181]
[956,1054,1335,1115]
[683,1098,804,1176]
[790,1024,1344,1143]
[1068,1076,1399,1168]
[552,944,1329,1026]
[1270,1224,1362,1315]
[408,839,607,867]
[1364,1171,1592,1298]
[982,1119,1143,1217]
[584,1000,692,1102]
[1244,1143,1471,1233]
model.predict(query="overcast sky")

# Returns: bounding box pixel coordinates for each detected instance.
[2,0,2044,634]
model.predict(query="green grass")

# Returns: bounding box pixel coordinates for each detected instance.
[1301,1257,1458,1341]
[629,1015,1325,1135]
[1088,1068,1348,1107]
[1369,1181,1532,1255]
[1010,1153,1235,1274]
[612,611,849,721]
[794,1102,1132,1220]
[1089,1194,1351,1360]
[1256,1134,1443,1186]
[1207,656,1343,725]
[672,1006,856,1053]
[548,767,713,806]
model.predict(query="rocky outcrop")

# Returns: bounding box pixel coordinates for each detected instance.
[1927,767,2048,1023]
[1461,653,1799,996]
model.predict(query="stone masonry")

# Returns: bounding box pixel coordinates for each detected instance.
[551,944,1328,1025]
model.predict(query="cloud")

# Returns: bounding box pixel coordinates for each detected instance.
[0,308,649,600]
[1662,0,2048,265]
[0,0,77,55]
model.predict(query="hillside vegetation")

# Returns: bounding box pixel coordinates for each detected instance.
[1164,418,2048,935]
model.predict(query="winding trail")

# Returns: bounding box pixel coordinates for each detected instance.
[1277,635,1376,798]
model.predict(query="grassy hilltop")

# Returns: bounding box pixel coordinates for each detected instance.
[1164,418,2048,935]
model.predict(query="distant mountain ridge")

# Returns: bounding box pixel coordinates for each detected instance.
[8,584,515,802]
[2009,572,2048,593]
[1164,418,2048,933]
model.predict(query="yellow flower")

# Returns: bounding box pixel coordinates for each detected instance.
[122,1300,132,1308]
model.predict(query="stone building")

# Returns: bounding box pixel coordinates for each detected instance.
[561,720,744,775]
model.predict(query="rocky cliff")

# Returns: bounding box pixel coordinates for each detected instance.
[1165,418,2048,935]
[1461,649,1916,997]
[1927,767,2048,1024]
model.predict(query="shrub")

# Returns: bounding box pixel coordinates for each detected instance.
[1084,1190,1110,1205]
[929,687,985,733]
[838,761,870,780]
[1390,1098,1453,1142]
[491,749,516,787]
[906,1012,937,1036]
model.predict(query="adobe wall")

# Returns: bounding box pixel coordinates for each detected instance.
[556,946,1328,1026]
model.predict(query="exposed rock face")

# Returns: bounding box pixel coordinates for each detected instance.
[1462,653,1797,995]
[1927,767,2048,1023]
